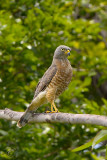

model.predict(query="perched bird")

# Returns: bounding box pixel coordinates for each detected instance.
[17,45,72,128]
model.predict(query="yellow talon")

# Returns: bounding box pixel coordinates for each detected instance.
[46,102,59,113]
[46,110,59,113]
[51,111,59,113]
[46,111,51,113]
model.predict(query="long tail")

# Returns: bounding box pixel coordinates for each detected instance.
[17,95,39,128]
[17,109,34,128]
[17,91,47,128]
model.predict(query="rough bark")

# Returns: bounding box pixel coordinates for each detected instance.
[0,108,107,127]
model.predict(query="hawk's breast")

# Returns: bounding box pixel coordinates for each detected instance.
[47,59,72,101]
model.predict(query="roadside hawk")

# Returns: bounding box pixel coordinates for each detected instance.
[17,45,72,128]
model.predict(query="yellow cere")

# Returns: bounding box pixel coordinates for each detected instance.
[65,49,70,54]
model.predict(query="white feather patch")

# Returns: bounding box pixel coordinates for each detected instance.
[31,90,47,107]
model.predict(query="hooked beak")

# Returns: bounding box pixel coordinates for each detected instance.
[65,49,71,56]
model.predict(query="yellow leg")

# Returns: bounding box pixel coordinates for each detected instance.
[51,102,59,113]
[51,104,54,112]
[46,102,59,113]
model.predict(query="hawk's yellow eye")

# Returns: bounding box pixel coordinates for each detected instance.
[61,48,64,51]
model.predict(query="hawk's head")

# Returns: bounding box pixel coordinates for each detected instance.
[54,45,71,59]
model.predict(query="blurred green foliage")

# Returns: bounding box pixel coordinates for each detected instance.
[0,0,107,159]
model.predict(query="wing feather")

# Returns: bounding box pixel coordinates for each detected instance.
[33,64,57,99]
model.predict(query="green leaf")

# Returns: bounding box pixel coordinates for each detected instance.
[72,139,93,152]
[91,153,105,160]
[106,145,107,160]
[0,129,8,136]
[102,98,107,106]
[92,130,107,149]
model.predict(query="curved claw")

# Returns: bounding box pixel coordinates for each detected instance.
[45,110,59,113]
[51,110,59,113]
[45,110,51,113]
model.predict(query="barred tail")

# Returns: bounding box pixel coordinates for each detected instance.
[17,109,33,128]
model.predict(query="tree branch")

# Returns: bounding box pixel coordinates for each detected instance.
[0,108,107,127]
